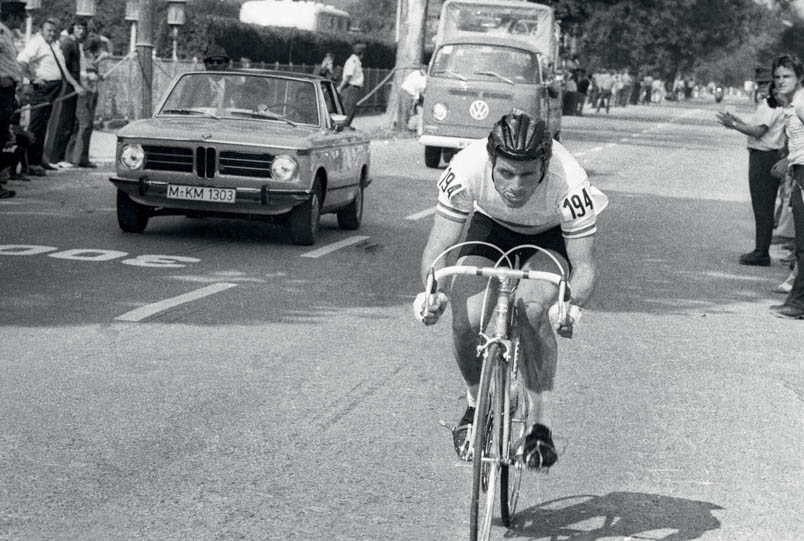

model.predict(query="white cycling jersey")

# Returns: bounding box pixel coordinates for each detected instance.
[435,139,598,239]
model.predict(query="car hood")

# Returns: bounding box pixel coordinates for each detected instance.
[117,116,320,149]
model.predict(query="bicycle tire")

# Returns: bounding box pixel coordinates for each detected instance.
[500,373,527,526]
[470,343,504,541]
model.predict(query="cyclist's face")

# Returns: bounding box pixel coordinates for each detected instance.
[491,155,545,208]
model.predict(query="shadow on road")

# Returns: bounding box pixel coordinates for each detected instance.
[504,491,723,540]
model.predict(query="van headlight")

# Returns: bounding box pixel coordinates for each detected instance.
[271,154,299,181]
[433,102,448,121]
[120,144,145,170]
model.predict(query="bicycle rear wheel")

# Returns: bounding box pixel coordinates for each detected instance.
[470,344,505,541]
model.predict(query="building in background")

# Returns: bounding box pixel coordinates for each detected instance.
[240,0,350,33]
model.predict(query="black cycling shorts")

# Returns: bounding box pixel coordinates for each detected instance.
[457,212,570,270]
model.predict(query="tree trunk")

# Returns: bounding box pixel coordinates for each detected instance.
[385,0,428,130]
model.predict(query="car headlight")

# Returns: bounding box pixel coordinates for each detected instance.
[433,102,448,121]
[271,154,299,182]
[120,143,145,170]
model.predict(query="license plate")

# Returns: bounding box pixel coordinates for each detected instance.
[167,184,235,203]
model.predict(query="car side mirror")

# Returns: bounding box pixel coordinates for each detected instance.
[331,113,349,132]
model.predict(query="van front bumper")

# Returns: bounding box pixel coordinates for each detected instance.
[418,135,479,149]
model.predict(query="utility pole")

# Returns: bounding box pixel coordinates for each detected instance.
[386,0,427,130]
[136,0,155,118]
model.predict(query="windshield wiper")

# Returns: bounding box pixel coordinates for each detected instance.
[432,70,467,81]
[228,110,298,127]
[160,108,220,119]
[474,71,514,85]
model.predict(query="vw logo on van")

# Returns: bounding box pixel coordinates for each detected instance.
[469,100,490,121]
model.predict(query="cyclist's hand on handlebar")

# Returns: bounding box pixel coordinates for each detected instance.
[548,302,582,338]
[413,291,449,325]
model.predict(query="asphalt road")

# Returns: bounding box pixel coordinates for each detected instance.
[1,98,803,541]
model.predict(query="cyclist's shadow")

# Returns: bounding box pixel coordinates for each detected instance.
[503,491,723,540]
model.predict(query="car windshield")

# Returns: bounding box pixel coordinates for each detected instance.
[430,44,539,84]
[159,73,320,125]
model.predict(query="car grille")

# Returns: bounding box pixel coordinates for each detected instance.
[196,146,217,179]
[218,151,274,178]
[143,145,193,173]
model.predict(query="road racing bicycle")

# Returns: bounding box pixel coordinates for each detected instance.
[424,241,574,541]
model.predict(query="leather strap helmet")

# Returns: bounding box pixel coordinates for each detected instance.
[486,112,552,162]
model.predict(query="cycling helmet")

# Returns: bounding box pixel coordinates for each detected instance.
[486,112,552,162]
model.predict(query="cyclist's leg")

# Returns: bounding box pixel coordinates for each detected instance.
[450,253,499,402]
[516,248,568,426]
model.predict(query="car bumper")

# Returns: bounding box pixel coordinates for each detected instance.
[418,134,479,150]
[110,176,310,215]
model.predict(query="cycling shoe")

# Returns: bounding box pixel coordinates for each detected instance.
[452,406,475,461]
[520,423,557,469]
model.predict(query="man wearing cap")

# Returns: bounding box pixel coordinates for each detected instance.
[17,17,85,176]
[0,0,25,197]
[338,43,365,118]
[181,44,236,109]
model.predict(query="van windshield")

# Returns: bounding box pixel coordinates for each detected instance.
[430,44,540,84]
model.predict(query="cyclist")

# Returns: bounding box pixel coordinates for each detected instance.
[414,112,600,469]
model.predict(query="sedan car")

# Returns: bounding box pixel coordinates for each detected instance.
[109,70,371,245]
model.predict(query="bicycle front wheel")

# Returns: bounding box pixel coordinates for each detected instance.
[470,343,505,541]
[500,372,528,526]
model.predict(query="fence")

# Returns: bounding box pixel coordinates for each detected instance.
[96,55,392,122]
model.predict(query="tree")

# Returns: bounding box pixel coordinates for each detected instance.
[549,0,776,82]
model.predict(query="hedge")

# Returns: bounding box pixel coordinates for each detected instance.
[160,15,397,69]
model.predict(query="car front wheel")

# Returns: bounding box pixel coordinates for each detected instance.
[116,189,150,233]
[289,183,321,245]
[337,180,363,230]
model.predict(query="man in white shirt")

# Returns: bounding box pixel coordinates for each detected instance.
[16,17,84,175]
[337,43,365,118]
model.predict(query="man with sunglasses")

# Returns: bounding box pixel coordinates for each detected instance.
[414,112,602,469]
[181,44,234,109]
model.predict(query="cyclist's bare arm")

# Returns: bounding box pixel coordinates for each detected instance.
[420,214,465,288]
[564,234,598,308]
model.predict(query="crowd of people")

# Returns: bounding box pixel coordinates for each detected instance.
[0,5,107,200]
[717,55,804,320]
[562,60,702,117]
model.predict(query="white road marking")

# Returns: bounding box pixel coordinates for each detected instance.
[590,146,604,152]
[301,235,370,258]
[114,283,238,322]
[1,211,71,217]
[405,207,436,221]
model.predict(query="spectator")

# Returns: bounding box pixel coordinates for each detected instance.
[595,69,613,113]
[575,70,590,116]
[716,74,786,266]
[401,63,426,130]
[562,71,577,115]
[65,35,105,168]
[0,0,25,198]
[641,73,653,104]
[2,82,35,180]
[337,43,365,118]
[239,56,251,69]
[769,54,804,319]
[16,17,84,176]
[314,51,335,81]
[618,69,631,107]
[51,16,87,169]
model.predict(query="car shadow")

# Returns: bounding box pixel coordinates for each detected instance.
[503,491,723,540]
